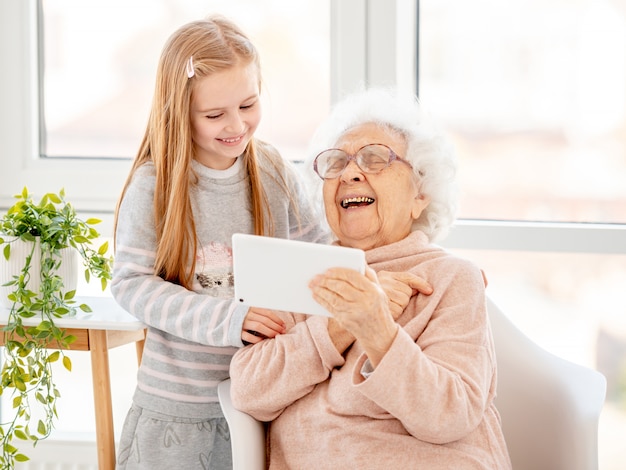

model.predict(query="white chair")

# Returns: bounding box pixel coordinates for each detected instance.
[217,378,266,470]
[487,297,606,470]
[219,297,607,470]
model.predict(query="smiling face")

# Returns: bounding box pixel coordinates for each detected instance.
[190,61,261,170]
[322,123,430,250]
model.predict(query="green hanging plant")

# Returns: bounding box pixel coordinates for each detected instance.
[0,187,113,467]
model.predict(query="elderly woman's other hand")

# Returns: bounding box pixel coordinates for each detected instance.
[310,267,399,366]
[377,270,432,320]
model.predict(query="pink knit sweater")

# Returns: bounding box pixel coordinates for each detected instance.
[229,231,512,469]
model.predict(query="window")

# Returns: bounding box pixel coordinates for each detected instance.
[41,0,331,162]
[419,0,626,224]
[418,1,626,468]
[0,0,331,226]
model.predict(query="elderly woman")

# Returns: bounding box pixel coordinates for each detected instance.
[229,88,511,469]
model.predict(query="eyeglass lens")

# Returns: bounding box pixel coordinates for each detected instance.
[315,144,392,179]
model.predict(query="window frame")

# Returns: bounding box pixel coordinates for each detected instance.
[0,0,131,219]
[1,0,625,253]
[332,0,626,255]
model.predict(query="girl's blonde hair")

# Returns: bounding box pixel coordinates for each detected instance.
[115,15,271,289]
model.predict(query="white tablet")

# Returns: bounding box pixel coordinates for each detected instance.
[232,233,366,316]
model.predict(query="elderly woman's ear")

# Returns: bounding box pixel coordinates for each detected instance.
[411,193,430,221]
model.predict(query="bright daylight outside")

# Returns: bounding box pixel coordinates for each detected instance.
[5,0,625,468]
[41,0,329,161]
[420,1,626,469]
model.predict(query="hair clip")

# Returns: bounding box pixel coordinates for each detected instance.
[186,56,195,78]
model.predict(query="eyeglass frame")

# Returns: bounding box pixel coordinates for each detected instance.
[313,143,411,180]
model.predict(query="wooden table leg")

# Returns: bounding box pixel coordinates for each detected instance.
[135,329,146,365]
[89,329,116,470]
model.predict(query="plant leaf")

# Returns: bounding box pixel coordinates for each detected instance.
[15,377,26,392]
[12,396,22,409]
[62,356,72,372]
[5,443,17,454]
[98,241,109,255]
[63,334,77,345]
[47,192,61,204]
[46,351,60,363]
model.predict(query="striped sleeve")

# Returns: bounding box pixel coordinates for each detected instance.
[111,166,249,348]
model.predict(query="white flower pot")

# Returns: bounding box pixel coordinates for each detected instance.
[0,237,79,309]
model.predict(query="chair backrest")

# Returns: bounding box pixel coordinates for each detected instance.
[487,297,606,470]
[220,297,607,470]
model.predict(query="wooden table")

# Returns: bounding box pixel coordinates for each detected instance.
[0,296,146,470]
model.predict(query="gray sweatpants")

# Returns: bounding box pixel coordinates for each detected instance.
[116,404,232,470]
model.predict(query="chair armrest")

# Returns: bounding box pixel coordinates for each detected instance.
[217,379,266,470]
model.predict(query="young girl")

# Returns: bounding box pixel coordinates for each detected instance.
[111,15,327,469]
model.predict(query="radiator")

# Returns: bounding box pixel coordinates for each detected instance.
[14,437,98,470]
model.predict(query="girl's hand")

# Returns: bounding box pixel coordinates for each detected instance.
[376,270,432,320]
[242,307,286,344]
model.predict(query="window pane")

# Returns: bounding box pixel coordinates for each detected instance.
[420,0,626,224]
[41,0,330,161]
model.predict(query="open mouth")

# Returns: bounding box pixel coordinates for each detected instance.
[219,135,244,144]
[341,196,375,209]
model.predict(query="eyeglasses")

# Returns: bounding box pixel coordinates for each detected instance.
[313,143,407,180]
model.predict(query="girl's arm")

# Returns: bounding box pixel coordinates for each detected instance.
[112,167,250,347]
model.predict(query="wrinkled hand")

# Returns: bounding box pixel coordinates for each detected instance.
[241,307,286,344]
[377,270,432,320]
[309,267,397,366]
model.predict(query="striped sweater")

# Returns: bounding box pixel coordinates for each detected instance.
[112,144,328,419]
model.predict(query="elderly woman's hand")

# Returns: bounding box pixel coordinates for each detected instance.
[310,267,399,366]
[377,270,432,320]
